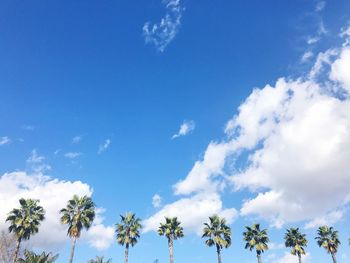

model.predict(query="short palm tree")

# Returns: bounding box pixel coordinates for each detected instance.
[202,215,231,263]
[315,226,340,263]
[88,256,112,263]
[243,224,269,263]
[284,228,308,263]
[115,212,142,263]
[60,195,96,263]
[158,217,184,263]
[6,198,45,263]
[18,250,58,263]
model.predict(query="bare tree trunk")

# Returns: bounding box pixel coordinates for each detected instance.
[331,252,337,263]
[257,253,262,263]
[216,245,222,263]
[12,239,21,263]
[298,253,302,263]
[124,243,129,263]
[69,237,77,263]
[168,239,174,263]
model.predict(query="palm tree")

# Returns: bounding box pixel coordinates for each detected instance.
[115,212,142,263]
[284,228,308,263]
[158,217,184,263]
[202,215,231,263]
[88,256,112,263]
[315,226,340,263]
[18,250,58,263]
[60,195,96,263]
[243,224,269,263]
[6,198,45,263]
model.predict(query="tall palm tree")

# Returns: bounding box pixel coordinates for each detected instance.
[18,250,58,263]
[6,198,45,263]
[315,226,340,263]
[243,224,269,263]
[115,212,142,263]
[202,215,231,263]
[88,256,112,263]
[284,228,308,263]
[60,195,96,263]
[158,217,184,263]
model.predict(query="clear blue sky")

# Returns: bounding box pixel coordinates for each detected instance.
[1,1,350,262]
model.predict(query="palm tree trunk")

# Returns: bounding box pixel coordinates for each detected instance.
[13,239,21,263]
[69,237,77,263]
[124,243,129,263]
[257,253,262,263]
[216,245,222,263]
[331,252,337,263]
[168,238,174,263]
[298,253,302,263]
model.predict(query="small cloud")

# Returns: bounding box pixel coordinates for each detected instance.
[315,1,326,12]
[98,139,111,154]
[72,135,82,144]
[26,149,51,174]
[301,51,314,62]
[172,120,195,139]
[54,149,61,155]
[21,125,35,131]
[307,36,320,45]
[0,136,11,146]
[152,194,162,208]
[64,152,82,159]
[143,0,184,52]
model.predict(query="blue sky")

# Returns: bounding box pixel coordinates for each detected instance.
[1,0,350,262]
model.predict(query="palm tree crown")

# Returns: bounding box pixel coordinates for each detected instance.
[59,195,96,238]
[88,256,112,263]
[202,215,231,249]
[18,250,58,263]
[243,224,269,255]
[284,228,307,262]
[158,217,184,241]
[315,226,340,254]
[115,212,142,247]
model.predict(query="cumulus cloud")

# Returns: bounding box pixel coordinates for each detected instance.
[98,139,111,154]
[0,171,114,251]
[172,120,195,139]
[143,0,184,52]
[64,152,82,159]
[0,136,11,146]
[152,194,162,208]
[273,252,311,263]
[143,193,237,234]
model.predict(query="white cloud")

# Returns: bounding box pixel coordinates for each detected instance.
[64,152,82,159]
[72,135,82,144]
[98,139,111,154]
[143,193,237,234]
[143,0,184,52]
[301,51,314,63]
[273,252,311,263]
[0,136,11,146]
[0,171,114,251]
[172,120,195,139]
[26,150,51,174]
[152,194,162,208]
[304,210,344,229]
[315,1,326,12]
[330,47,350,92]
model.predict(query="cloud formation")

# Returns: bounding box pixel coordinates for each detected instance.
[0,136,11,146]
[172,120,195,139]
[0,171,114,251]
[152,194,162,208]
[72,135,82,144]
[98,139,111,154]
[64,152,82,159]
[143,0,184,52]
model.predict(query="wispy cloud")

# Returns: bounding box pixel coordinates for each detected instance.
[64,152,82,159]
[315,1,326,12]
[0,136,11,146]
[143,0,184,52]
[152,194,162,208]
[172,120,195,139]
[26,149,51,174]
[98,139,111,154]
[72,135,82,144]
[21,125,35,131]
[301,51,314,63]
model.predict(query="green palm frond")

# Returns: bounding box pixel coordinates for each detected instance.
[158,217,184,242]
[115,212,142,247]
[202,215,232,250]
[243,224,269,255]
[315,226,341,254]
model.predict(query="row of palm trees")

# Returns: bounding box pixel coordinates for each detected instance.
[5,196,344,263]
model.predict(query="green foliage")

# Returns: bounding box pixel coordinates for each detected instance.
[6,198,45,242]
[315,226,340,254]
[284,228,308,256]
[88,256,112,263]
[158,217,184,241]
[202,215,231,250]
[243,224,269,255]
[115,213,142,247]
[59,195,96,238]
[17,250,58,263]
